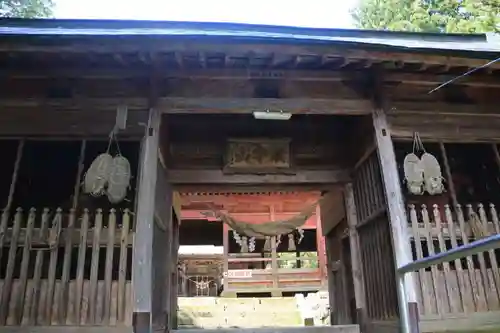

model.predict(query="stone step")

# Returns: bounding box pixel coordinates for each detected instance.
[178,310,302,327]
[174,325,360,333]
[177,296,305,329]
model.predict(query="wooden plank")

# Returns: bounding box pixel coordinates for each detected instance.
[15,208,35,324]
[0,140,24,267]
[117,210,130,323]
[420,310,500,332]
[104,209,117,324]
[222,223,229,292]
[28,208,49,325]
[170,218,179,329]
[58,209,76,324]
[166,169,349,185]
[0,209,22,324]
[433,205,457,313]
[391,102,500,117]
[0,327,133,333]
[89,209,103,324]
[388,113,500,142]
[74,210,90,325]
[45,211,62,325]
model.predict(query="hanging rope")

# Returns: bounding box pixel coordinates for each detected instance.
[206,197,323,239]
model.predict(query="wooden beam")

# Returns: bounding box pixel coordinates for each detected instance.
[161,97,371,114]
[222,223,229,292]
[180,192,322,205]
[1,39,497,69]
[390,101,500,117]
[166,169,350,186]
[0,97,371,115]
[315,205,328,287]
[2,68,498,87]
[2,97,498,117]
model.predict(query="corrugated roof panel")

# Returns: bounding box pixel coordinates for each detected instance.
[0,19,497,54]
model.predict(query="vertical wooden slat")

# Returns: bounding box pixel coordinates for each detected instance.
[490,204,500,235]
[0,140,24,277]
[104,209,116,324]
[371,219,385,319]
[170,216,179,329]
[222,223,229,293]
[359,225,375,318]
[362,162,374,216]
[438,142,458,207]
[89,208,103,324]
[117,209,130,323]
[72,140,86,209]
[409,205,432,315]
[45,209,62,325]
[0,208,23,324]
[433,205,456,313]
[445,205,474,313]
[421,205,444,313]
[75,209,90,324]
[456,205,485,311]
[478,204,500,309]
[15,208,35,324]
[29,208,50,325]
[466,205,491,309]
[58,209,76,324]
[270,205,279,292]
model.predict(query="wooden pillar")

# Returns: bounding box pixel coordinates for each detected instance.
[169,215,179,329]
[222,223,230,295]
[270,205,280,296]
[344,183,367,328]
[315,205,327,287]
[373,108,420,332]
[132,107,167,333]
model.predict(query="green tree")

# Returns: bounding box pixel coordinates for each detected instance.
[0,0,53,18]
[352,0,500,33]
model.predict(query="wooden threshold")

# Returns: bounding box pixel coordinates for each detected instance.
[0,327,133,333]
[368,311,500,333]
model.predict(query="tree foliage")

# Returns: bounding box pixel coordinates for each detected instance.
[0,0,53,18]
[352,0,500,33]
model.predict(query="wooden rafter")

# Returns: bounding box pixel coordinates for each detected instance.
[0,40,497,70]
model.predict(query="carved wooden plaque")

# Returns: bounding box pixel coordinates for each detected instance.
[224,138,292,173]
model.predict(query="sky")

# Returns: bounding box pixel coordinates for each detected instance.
[54,0,358,29]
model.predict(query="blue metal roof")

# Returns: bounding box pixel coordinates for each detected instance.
[0,19,498,55]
